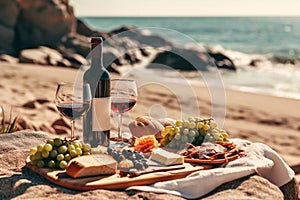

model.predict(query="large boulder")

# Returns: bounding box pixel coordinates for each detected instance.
[14,0,76,50]
[147,48,211,71]
[147,48,236,71]
[0,0,19,53]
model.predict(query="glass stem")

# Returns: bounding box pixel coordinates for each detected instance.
[117,113,122,143]
[70,120,75,139]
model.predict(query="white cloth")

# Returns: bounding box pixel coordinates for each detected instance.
[127,139,295,199]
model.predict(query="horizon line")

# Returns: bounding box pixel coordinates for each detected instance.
[77,15,300,18]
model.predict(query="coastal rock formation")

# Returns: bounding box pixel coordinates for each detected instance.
[15,0,76,51]
[0,0,236,72]
[0,0,19,54]
[0,131,296,200]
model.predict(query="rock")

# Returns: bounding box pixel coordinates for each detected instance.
[0,54,19,64]
[208,52,236,71]
[0,131,298,199]
[61,34,90,57]
[0,0,19,28]
[59,46,86,68]
[110,26,173,48]
[0,0,19,53]
[148,48,210,71]
[14,0,76,50]
[203,175,284,200]
[19,46,68,66]
[76,18,96,37]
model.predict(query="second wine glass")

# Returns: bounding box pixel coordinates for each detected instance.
[111,79,137,147]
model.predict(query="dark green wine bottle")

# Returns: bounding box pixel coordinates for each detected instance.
[83,37,110,147]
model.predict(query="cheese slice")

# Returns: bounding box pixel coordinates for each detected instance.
[150,148,184,166]
[66,154,117,178]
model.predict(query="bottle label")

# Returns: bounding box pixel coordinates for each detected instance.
[92,97,111,131]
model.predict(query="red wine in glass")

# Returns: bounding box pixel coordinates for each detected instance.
[57,102,90,120]
[111,98,136,113]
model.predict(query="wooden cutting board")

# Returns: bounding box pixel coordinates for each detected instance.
[25,157,210,190]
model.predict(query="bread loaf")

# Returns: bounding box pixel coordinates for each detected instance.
[129,116,175,138]
[66,154,117,178]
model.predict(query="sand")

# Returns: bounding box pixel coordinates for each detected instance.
[0,62,299,184]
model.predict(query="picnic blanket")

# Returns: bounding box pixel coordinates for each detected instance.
[127,138,295,199]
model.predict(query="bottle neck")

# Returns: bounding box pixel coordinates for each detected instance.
[91,43,103,67]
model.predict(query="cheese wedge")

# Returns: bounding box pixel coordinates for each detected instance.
[150,148,184,166]
[66,154,117,178]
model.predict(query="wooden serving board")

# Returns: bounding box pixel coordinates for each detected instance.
[25,157,210,191]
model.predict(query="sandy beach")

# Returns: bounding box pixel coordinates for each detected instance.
[1,62,300,171]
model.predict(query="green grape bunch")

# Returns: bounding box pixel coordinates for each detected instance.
[29,138,91,170]
[160,117,229,150]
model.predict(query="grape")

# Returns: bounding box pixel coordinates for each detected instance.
[188,116,195,122]
[189,130,196,137]
[182,120,189,128]
[174,127,180,134]
[175,133,181,140]
[57,154,64,161]
[183,128,189,135]
[35,152,42,160]
[67,144,75,152]
[203,124,210,131]
[72,141,82,149]
[59,160,68,169]
[53,138,62,147]
[197,122,204,129]
[189,122,196,129]
[50,150,58,158]
[210,121,218,129]
[165,126,172,132]
[82,143,91,152]
[30,137,93,169]
[37,160,45,168]
[44,143,53,152]
[30,155,36,161]
[41,150,49,158]
[70,150,77,158]
[64,154,71,162]
[48,160,56,168]
[30,147,37,155]
[37,144,44,152]
[58,145,68,154]
[46,139,54,146]
[75,147,83,156]
[175,120,182,126]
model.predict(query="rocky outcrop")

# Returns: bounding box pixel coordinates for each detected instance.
[0,0,236,72]
[0,131,298,199]
[0,0,19,54]
[14,0,76,50]
[148,48,236,71]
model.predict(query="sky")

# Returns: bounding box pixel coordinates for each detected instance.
[69,0,300,17]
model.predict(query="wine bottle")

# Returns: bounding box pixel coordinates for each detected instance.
[83,37,110,147]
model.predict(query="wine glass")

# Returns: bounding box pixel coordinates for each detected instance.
[111,79,137,147]
[55,82,92,139]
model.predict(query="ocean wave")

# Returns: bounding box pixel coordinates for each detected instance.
[203,44,300,68]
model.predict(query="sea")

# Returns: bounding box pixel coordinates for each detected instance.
[80,17,300,100]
